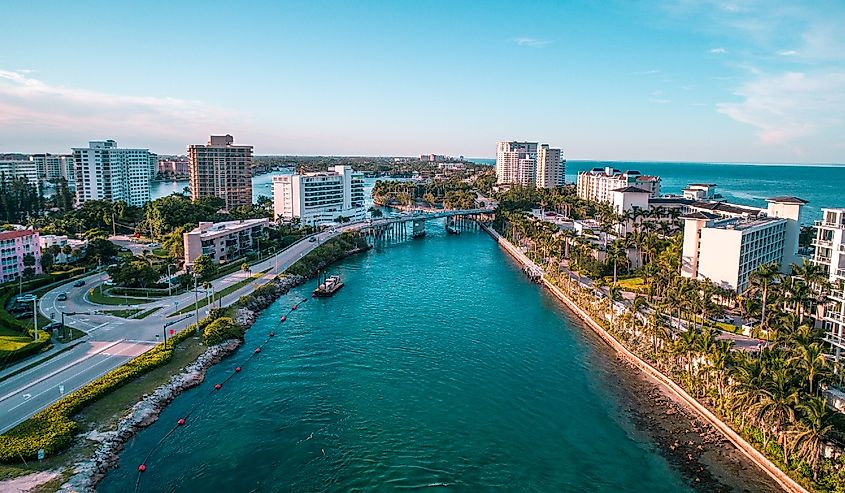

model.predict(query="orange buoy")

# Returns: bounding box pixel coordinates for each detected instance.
[177,418,186,426]
[255,347,261,353]
[235,367,241,372]
[214,383,222,390]
[138,464,146,472]
[269,332,275,337]
[280,316,286,322]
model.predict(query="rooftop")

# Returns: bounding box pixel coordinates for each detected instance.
[689,200,763,217]
[767,196,808,204]
[681,211,720,220]
[611,186,651,193]
[189,218,268,237]
[649,197,694,204]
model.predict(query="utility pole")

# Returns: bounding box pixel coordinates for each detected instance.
[166,263,172,296]
[162,324,168,348]
[112,211,117,237]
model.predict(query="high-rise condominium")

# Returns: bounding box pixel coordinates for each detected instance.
[495,141,564,188]
[536,144,565,188]
[188,135,253,210]
[72,140,152,207]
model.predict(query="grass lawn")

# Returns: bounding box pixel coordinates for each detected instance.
[135,306,162,319]
[55,326,86,344]
[615,276,647,292]
[169,270,268,317]
[101,308,143,318]
[86,287,152,306]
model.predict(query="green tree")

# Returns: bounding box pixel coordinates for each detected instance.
[202,316,245,345]
[192,254,218,281]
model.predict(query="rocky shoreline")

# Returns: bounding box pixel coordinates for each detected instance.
[58,273,311,493]
[58,339,242,493]
[601,351,782,492]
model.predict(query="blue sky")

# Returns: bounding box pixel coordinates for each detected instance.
[1,0,844,163]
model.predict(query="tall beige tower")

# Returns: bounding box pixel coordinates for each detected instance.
[188,135,253,210]
[535,144,564,188]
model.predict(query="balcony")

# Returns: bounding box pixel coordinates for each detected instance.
[828,312,845,322]
[814,238,833,247]
[824,333,845,350]
[816,220,845,229]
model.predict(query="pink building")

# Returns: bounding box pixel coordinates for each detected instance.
[0,227,42,283]
[158,157,190,177]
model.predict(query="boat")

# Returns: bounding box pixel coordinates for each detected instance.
[446,221,461,235]
[313,272,344,297]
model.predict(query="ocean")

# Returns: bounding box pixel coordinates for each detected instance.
[471,159,845,224]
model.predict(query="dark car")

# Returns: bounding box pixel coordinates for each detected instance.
[43,322,63,333]
[57,293,68,301]
[73,280,85,287]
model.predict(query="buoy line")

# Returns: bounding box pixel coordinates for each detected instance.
[133,297,310,492]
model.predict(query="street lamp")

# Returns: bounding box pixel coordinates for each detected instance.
[32,296,39,342]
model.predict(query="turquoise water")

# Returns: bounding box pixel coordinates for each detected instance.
[100,227,695,492]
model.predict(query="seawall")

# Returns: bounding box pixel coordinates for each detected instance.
[479,223,808,493]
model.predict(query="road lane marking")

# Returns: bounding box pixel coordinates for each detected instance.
[4,342,142,416]
[0,339,126,404]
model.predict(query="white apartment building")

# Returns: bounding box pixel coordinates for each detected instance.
[496,141,537,186]
[681,196,805,292]
[0,159,39,185]
[183,218,269,265]
[0,226,42,283]
[576,167,661,203]
[811,208,845,359]
[273,166,366,226]
[30,154,75,182]
[535,144,565,188]
[72,140,152,207]
[496,141,565,187]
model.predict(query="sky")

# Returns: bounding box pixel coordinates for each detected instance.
[1,0,844,163]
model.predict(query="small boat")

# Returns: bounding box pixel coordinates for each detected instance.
[446,222,461,235]
[314,272,344,297]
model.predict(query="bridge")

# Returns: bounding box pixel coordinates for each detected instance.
[354,208,495,240]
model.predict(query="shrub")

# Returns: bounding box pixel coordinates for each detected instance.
[202,317,244,346]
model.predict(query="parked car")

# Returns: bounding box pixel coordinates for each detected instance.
[57,293,68,301]
[309,236,317,243]
[73,280,86,287]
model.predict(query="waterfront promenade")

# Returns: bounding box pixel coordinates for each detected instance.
[479,223,808,493]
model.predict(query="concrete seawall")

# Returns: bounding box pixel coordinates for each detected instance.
[480,223,808,493]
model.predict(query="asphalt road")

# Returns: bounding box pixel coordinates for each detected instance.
[0,229,341,434]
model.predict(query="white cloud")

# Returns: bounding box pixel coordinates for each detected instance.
[511,37,553,48]
[777,50,798,56]
[709,47,728,54]
[717,71,845,145]
[0,69,254,153]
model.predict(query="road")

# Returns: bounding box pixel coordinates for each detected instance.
[0,229,340,434]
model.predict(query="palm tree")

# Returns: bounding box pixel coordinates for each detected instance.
[790,397,836,481]
[606,240,628,284]
[789,341,829,395]
[750,366,798,456]
[748,262,781,330]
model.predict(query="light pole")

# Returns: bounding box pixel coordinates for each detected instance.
[32,296,39,342]
[166,263,172,296]
[193,273,200,331]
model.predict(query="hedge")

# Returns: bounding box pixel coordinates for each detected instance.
[202,317,244,346]
[0,322,196,462]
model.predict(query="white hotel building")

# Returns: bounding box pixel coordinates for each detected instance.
[0,159,39,185]
[576,167,661,203]
[72,140,152,207]
[811,208,845,360]
[681,196,805,292]
[272,166,366,226]
[495,141,565,188]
